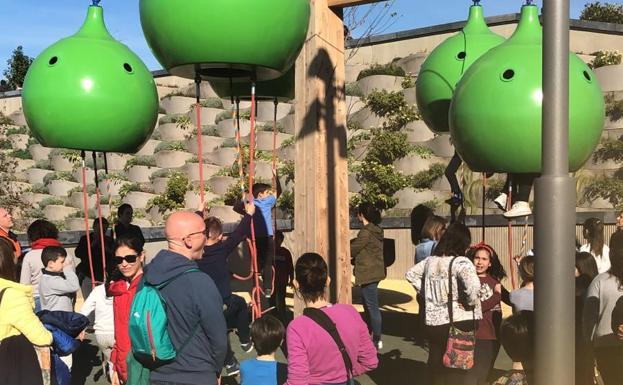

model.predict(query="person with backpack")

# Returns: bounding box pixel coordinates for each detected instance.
[138,211,227,385]
[350,203,385,351]
[285,252,378,385]
[108,234,145,385]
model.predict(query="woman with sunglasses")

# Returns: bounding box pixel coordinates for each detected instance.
[108,234,145,385]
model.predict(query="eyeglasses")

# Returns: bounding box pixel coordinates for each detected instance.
[114,254,139,265]
[184,229,206,240]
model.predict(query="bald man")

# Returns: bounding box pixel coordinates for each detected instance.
[143,211,227,385]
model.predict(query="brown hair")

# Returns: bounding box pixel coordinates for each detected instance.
[583,218,604,257]
[420,215,447,241]
[519,255,535,284]
[205,217,223,239]
[0,238,17,281]
[295,252,328,303]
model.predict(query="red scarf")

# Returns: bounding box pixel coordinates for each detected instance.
[31,238,63,250]
[0,227,21,258]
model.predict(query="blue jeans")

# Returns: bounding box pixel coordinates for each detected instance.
[34,296,41,313]
[361,281,382,341]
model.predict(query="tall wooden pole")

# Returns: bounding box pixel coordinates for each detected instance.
[294,0,352,311]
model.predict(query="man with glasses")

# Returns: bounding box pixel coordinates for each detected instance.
[143,211,228,385]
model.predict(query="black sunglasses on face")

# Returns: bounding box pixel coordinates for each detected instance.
[114,255,139,265]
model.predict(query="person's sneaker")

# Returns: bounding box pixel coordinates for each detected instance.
[444,192,463,206]
[240,341,254,353]
[503,201,532,218]
[375,340,383,351]
[264,288,272,298]
[494,192,508,211]
[224,359,240,377]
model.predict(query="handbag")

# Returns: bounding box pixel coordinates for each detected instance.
[442,257,476,370]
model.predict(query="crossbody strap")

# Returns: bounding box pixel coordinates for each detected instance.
[447,257,457,326]
[303,307,354,379]
[0,288,7,308]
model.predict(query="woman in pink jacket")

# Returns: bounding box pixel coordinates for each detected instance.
[285,252,378,385]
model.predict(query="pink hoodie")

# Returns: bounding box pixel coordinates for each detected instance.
[285,304,378,385]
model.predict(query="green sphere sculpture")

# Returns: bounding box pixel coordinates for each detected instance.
[139,0,310,81]
[416,5,504,134]
[22,5,158,154]
[449,4,605,173]
[210,68,294,102]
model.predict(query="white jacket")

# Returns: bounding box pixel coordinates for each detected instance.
[79,284,114,335]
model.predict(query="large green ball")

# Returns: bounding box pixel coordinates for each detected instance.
[449,5,605,173]
[22,6,158,154]
[210,68,294,102]
[416,5,504,134]
[139,0,310,81]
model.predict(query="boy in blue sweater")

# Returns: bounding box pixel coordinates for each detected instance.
[240,314,287,385]
[197,200,255,376]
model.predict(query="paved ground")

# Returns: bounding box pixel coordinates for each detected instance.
[72,280,513,385]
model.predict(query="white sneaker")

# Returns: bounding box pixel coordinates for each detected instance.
[375,340,383,351]
[494,192,508,211]
[503,201,532,218]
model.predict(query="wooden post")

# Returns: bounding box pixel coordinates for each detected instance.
[294,0,350,311]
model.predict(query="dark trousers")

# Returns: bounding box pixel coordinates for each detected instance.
[595,346,623,385]
[445,152,462,195]
[575,337,595,385]
[426,322,477,385]
[502,173,537,203]
[0,335,44,385]
[271,281,289,325]
[361,282,382,341]
[256,236,275,292]
[466,339,499,385]
[223,294,250,365]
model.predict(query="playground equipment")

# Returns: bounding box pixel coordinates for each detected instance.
[22,4,158,153]
[139,0,309,81]
[449,3,605,173]
[416,2,504,134]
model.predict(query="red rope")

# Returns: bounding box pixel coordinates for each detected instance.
[248,83,263,319]
[507,182,517,290]
[95,187,107,281]
[81,158,96,290]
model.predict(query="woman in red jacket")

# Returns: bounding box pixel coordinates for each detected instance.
[108,234,145,385]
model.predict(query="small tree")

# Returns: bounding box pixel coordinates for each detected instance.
[580,2,623,24]
[3,46,34,90]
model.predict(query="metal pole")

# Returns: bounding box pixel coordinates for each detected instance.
[534,0,576,384]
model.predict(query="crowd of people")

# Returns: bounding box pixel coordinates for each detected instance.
[0,195,623,385]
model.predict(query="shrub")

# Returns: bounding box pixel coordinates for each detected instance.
[277,189,294,218]
[202,125,219,136]
[281,136,295,148]
[357,63,406,80]
[155,140,187,152]
[364,89,418,131]
[345,82,364,97]
[10,149,31,159]
[221,138,238,148]
[43,171,74,185]
[580,2,623,24]
[147,171,190,213]
[583,176,623,208]
[0,112,14,126]
[401,73,416,89]
[119,182,141,198]
[410,163,446,189]
[593,136,623,163]
[201,97,224,109]
[0,139,11,149]
[29,183,49,194]
[150,169,172,180]
[215,110,233,124]
[605,93,623,121]
[124,155,156,171]
[35,159,52,170]
[5,125,28,135]
[39,197,64,207]
[591,50,622,68]
[278,160,295,184]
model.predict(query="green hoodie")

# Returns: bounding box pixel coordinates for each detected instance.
[351,223,386,286]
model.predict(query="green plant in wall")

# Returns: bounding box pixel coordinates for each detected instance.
[174,114,192,131]
[124,155,156,171]
[201,97,224,109]
[277,189,294,218]
[119,182,142,198]
[0,112,14,126]
[350,88,420,210]
[401,72,415,89]
[155,140,187,152]
[581,135,623,208]
[357,62,405,80]
[580,2,623,24]
[5,125,29,135]
[10,149,31,159]
[591,50,622,68]
[147,171,190,214]
[605,92,623,121]
[345,82,364,97]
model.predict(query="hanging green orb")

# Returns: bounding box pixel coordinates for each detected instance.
[416,5,504,134]
[210,68,294,102]
[139,0,310,81]
[449,5,605,173]
[22,5,158,154]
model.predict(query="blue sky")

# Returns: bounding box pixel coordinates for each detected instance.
[0,0,592,76]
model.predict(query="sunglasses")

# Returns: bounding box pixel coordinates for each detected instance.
[114,254,139,265]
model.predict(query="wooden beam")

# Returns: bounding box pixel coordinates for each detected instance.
[294,0,351,311]
[328,0,386,8]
